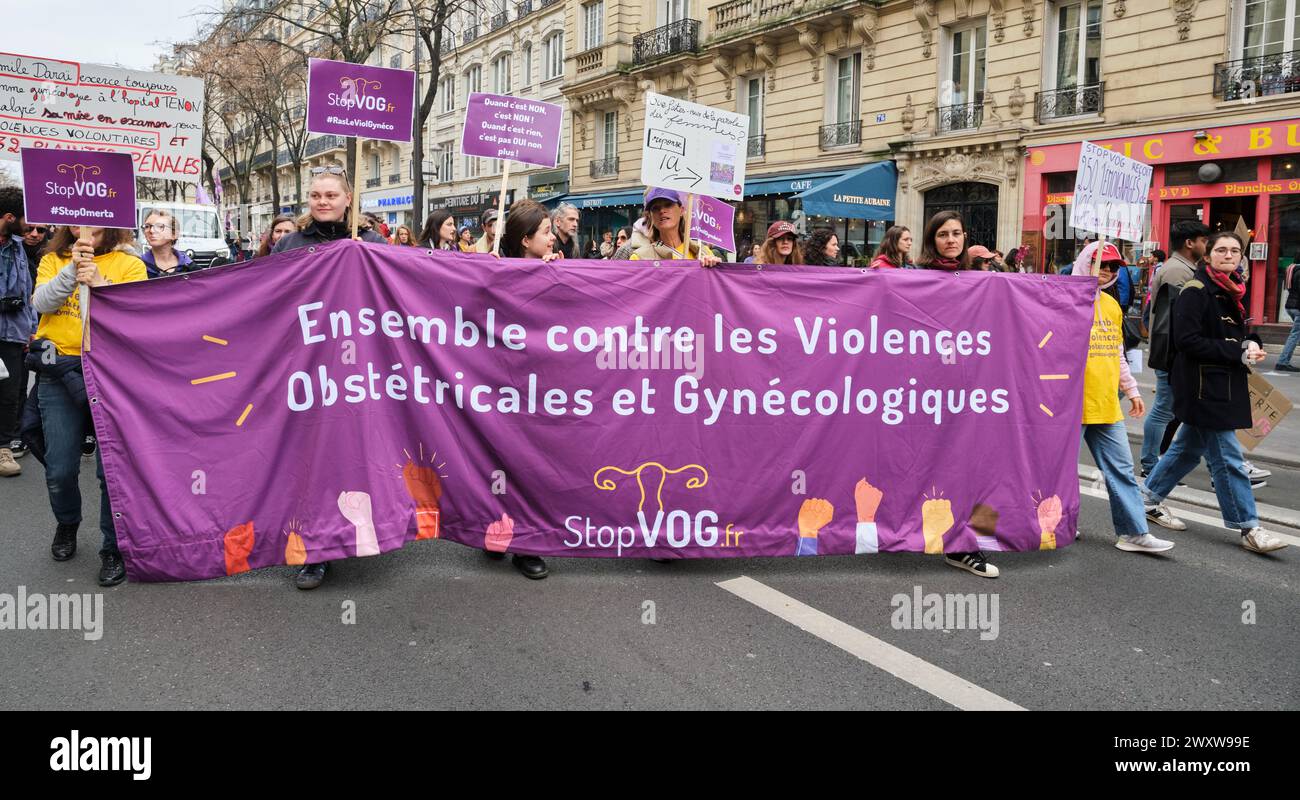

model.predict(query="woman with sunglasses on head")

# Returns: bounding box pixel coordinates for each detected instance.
[1140,231,1288,554]
[255,215,298,258]
[273,166,387,256]
[913,210,999,578]
[139,208,202,279]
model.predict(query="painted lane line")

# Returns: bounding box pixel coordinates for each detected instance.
[716,576,1025,711]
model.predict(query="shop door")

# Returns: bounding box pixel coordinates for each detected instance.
[923,182,999,250]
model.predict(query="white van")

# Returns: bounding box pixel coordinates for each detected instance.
[135,202,229,269]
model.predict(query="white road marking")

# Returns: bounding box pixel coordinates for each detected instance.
[716,576,1025,711]
[1078,484,1300,547]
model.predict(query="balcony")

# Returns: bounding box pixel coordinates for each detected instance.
[463,23,480,44]
[1214,50,1300,101]
[366,177,382,188]
[304,134,347,157]
[712,0,797,36]
[633,19,701,65]
[540,0,561,7]
[936,100,984,134]
[440,32,455,54]
[819,119,862,150]
[490,12,509,31]
[576,48,605,75]
[388,174,401,184]
[747,134,765,159]
[1035,82,1104,123]
[590,157,619,178]
[516,0,533,17]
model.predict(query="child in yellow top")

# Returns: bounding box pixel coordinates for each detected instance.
[1073,241,1172,555]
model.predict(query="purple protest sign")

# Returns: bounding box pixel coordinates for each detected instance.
[690,195,736,253]
[461,93,562,168]
[21,148,136,228]
[307,58,416,143]
[84,242,1095,582]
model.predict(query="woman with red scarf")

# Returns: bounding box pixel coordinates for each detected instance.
[1141,231,1287,554]
[913,210,998,578]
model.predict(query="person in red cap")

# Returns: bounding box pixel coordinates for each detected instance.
[966,244,994,270]
[753,221,804,266]
[627,188,721,265]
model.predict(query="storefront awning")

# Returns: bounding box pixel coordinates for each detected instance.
[744,170,846,198]
[794,161,897,221]
[567,189,646,210]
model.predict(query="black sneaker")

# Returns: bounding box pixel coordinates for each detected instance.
[295,562,328,590]
[51,523,78,561]
[82,435,96,457]
[1274,363,1299,373]
[512,554,548,580]
[9,440,26,458]
[944,551,1000,578]
[97,552,126,586]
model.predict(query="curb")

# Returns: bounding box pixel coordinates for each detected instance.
[1076,465,1300,532]
[1121,429,1300,471]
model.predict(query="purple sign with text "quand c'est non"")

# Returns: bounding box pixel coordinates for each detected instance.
[307,58,416,143]
[690,195,736,253]
[20,148,137,229]
[461,93,563,168]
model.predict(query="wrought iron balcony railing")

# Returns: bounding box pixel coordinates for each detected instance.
[747,134,765,158]
[936,100,984,133]
[1035,82,1104,123]
[590,157,619,178]
[388,174,401,184]
[540,0,561,7]
[490,12,509,31]
[1214,50,1300,100]
[819,119,862,150]
[462,24,480,44]
[633,19,701,65]
[516,0,533,17]
[304,134,346,157]
[365,177,382,188]
[439,32,455,54]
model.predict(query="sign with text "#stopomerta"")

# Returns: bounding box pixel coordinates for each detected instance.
[461,93,563,168]
[21,148,136,229]
[641,91,748,201]
[1070,140,1154,242]
[306,58,416,143]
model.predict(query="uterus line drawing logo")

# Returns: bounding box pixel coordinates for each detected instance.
[593,460,709,515]
[338,76,393,112]
[55,163,102,180]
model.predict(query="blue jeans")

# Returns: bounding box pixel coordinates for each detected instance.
[1279,310,1300,366]
[1140,369,1175,473]
[37,375,117,556]
[1082,422,1148,537]
[1142,423,1259,530]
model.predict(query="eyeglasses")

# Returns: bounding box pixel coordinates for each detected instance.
[1211,247,1242,256]
[142,223,174,233]
[26,226,48,235]
[310,166,347,176]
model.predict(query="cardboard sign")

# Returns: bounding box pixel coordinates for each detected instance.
[1070,141,1153,242]
[640,91,749,200]
[306,58,416,143]
[690,195,736,253]
[1237,372,1293,451]
[461,93,562,168]
[0,51,204,181]
[21,148,136,228]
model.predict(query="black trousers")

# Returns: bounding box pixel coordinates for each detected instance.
[0,340,25,445]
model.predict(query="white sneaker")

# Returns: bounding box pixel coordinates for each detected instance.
[1145,503,1187,531]
[1241,528,1288,553]
[1116,533,1175,553]
[1243,461,1272,480]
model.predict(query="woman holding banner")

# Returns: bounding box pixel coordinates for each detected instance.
[626,189,721,266]
[914,211,997,577]
[1140,231,1287,554]
[31,227,147,587]
[870,226,913,269]
[255,216,299,259]
[394,226,418,247]
[272,167,387,257]
[803,228,840,267]
[752,221,805,266]
[499,199,562,265]
[418,210,458,251]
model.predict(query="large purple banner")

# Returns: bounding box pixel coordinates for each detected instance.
[83,243,1094,581]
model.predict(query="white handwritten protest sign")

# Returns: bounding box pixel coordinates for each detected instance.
[1070,140,1153,243]
[640,91,748,200]
[0,51,204,182]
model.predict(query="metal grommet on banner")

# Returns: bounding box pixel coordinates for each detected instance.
[858,268,870,275]
[114,513,121,519]
[426,250,434,256]
[755,264,764,271]
[308,246,317,253]
[90,397,98,404]
[652,260,662,267]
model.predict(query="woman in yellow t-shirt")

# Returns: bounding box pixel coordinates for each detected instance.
[31,226,146,587]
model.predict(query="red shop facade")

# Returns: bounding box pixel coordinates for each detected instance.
[1023,117,1300,332]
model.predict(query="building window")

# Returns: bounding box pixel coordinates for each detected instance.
[834,52,861,124]
[544,31,564,80]
[659,0,686,26]
[601,110,617,159]
[583,1,605,51]
[439,144,454,182]
[389,53,402,69]
[493,53,512,94]
[1241,0,1299,60]
[946,23,987,107]
[745,76,764,134]
[522,42,533,86]
[465,153,481,178]
[1050,0,1102,92]
[465,64,482,102]
[439,75,455,113]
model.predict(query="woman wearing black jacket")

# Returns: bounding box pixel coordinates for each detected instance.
[1141,231,1286,553]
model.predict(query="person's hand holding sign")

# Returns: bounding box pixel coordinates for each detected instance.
[72,229,106,287]
[698,251,721,268]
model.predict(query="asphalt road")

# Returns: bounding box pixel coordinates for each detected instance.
[1,458,1296,710]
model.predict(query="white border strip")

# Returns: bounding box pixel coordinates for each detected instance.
[717,576,1025,711]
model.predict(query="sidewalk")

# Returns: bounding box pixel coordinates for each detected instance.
[1125,349,1300,469]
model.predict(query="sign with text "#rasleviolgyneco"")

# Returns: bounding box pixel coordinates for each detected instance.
[306,58,415,143]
